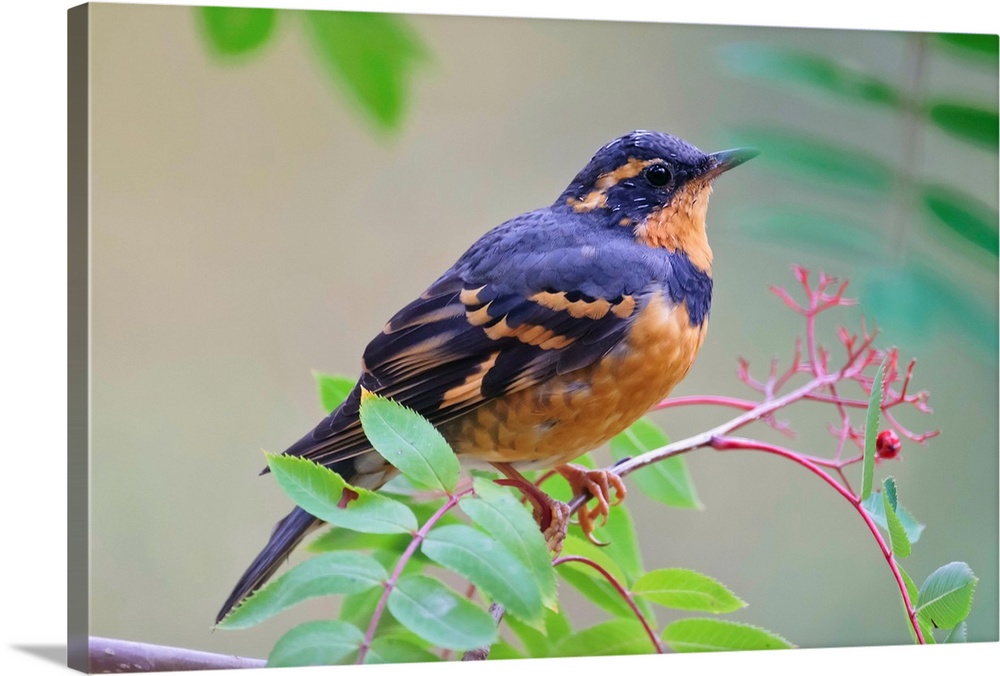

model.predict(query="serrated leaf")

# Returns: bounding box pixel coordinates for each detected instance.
[916,562,978,630]
[359,390,460,493]
[610,418,701,509]
[927,101,999,150]
[364,636,442,664]
[863,493,925,545]
[554,619,657,657]
[920,184,999,258]
[728,128,894,194]
[219,552,387,629]
[267,620,364,667]
[198,6,276,57]
[633,569,746,614]
[464,477,557,609]
[861,360,886,500]
[303,10,428,130]
[422,524,543,622]
[720,44,902,108]
[945,621,968,643]
[266,453,417,534]
[899,566,929,644]
[387,574,498,650]
[882,478,911,558]
[314,372,355,413]
[662,618,795,652]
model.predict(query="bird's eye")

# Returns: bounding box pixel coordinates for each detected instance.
[644,164,672,187]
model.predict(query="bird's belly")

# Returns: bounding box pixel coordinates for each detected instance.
[440,294,707,467]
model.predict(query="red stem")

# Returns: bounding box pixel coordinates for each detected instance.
[553,555,663,654]
[708,435,925,644]
[653,395,758,412]
[355,488,474,664]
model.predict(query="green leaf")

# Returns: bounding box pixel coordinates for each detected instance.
[554,619,657,657]
[266,453,417,534]
[632,568,746,614]
[927,101,999,150]
[464,477,557,608]
[387,574,498,650]
[898,566,926,644]
[218,552,387,629]
[945,621,968,643]
[610,418,701,509]
[487,642,525,660]
[662,618,795,652]
[860,359,886,501]
[303,11,428,131]
[340,586,383,629]
[359,390,460,493]
[422,524,543,622]
[916,562,978,630]
[920,184,999,258]
[307,528,413,555]
[556,565,634,620]
[588,502,646,585]
[313,372,355,413]
[935,33,1000,61]
[267,620,364,667]
[560,535,628,584]
[364,636,442,664]
[741,208,883,262]
[198,6,276,57]
[861,492,925,544]
[720,44,902,108]
[505,614,549,659]
[882,478,911,558]
[728,128,894,194]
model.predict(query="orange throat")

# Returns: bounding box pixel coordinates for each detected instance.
[635,179,714,274]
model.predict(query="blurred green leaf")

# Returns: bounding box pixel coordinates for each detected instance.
[934,33,1000,62]
[610,418,701,509]
[861,492,925,544]
[304,10,428,131]
[487,642,525,660]
[882,477,912,558]
[587,502,645,585]
[920,184,999,258]
[340,586,385,629]
[308,528,411,554]
[359,391,460,493]
[464,478,557,609]
[198,6,277,57]
[556,564,634,620]
[422,524,543,622]
[898,566,926,644]
[662,618,795,652]
[219,552,387,629]
[266,453,417,534]
[860,359,885,501]
[267,620,363,667]
[560,534,628,584]
[916,562,978,630]
[314,372,354,413]
[742,208,883,262]
[927,101,999,150]
[729,128,895,194]
[554,619,656,657]
[387,574,498,650]
[505,605,573,659]
[720,44,902,108]
[632,568,746,614]
[945,621,968,643]
[364,635,442,664]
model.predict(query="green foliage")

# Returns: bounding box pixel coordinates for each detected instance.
[662,618,795,652]
[860,359,886,501]
[267,620,364,667]
[553,619,656,657]
[720,33,999,356]
[313,372,354,413]
[915,562,978,631]
[387,574,498,650]
[632,568,746,614]
[861,491,925,544]
[609,418,701,509]
[881,477,912,558]
[194,7,427,132]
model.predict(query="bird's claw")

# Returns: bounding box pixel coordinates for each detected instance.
[555,464,627,546]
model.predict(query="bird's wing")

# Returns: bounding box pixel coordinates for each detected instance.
[280,241,647,469]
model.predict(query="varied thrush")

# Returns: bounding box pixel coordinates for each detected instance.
[217,130,756,623]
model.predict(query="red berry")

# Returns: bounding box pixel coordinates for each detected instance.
[876,429,901,460]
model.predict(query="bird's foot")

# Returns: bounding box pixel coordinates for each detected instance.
[554,464,627,546]
[492,463,570,554]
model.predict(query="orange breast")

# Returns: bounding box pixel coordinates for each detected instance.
[438,292,707,468]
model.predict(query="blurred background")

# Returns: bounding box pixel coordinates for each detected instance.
[86,2,998,660]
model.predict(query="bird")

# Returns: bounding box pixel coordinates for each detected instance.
[216,130,757,624]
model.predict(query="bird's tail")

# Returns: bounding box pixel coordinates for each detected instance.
[215,506,320,625]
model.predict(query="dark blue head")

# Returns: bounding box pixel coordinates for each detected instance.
[556,130,757,272]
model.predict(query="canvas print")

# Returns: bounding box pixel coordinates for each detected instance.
[68,3,998,671]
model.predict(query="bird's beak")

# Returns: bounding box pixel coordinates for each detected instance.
[704,147,759,180]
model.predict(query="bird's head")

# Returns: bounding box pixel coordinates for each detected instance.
[558,130,757,273]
